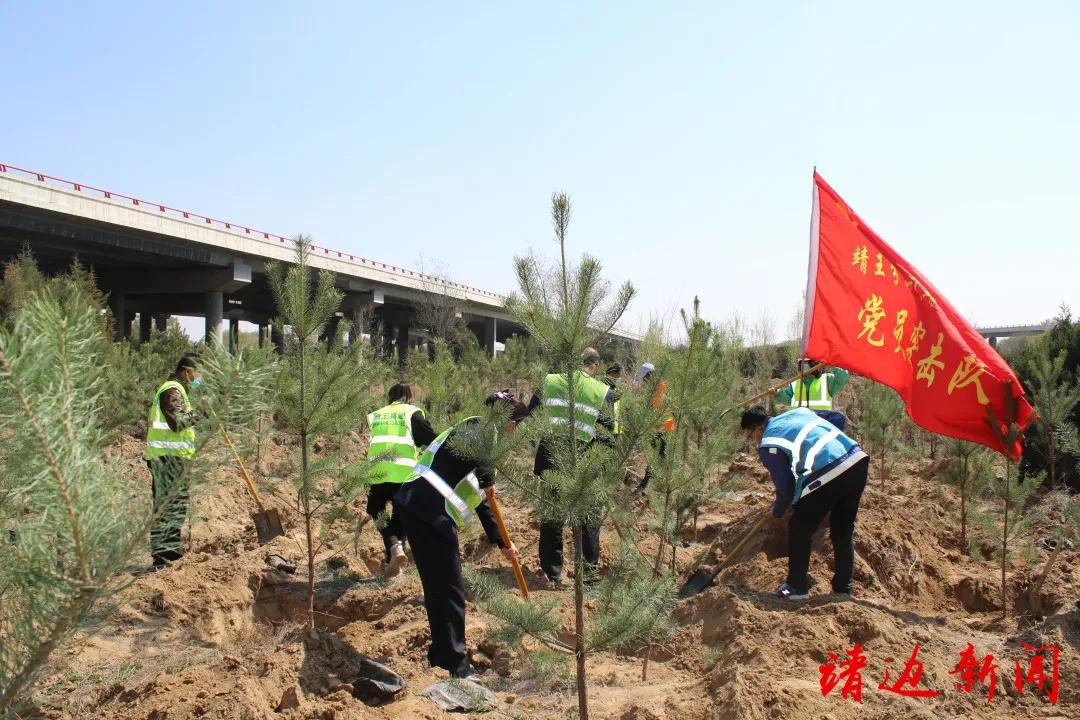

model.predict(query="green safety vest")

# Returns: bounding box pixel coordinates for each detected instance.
[405,418,489,527]
[543,371,609,443]
[790,376,833,411]
[145,380,196,460]
[366,402,425,484]
[612,399,621,435]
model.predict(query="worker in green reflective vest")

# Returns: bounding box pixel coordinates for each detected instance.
[775,358,849,411]
[527,348,616,587]
[775,358,850,431]
[394,391,529,678]
[365,382,436,578]
[604,362,623,436]
[144,353,201,570]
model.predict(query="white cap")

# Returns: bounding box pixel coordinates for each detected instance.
[635,362,655,384]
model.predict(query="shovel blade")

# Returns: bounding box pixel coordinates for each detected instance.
[678,569,716,599]
[253,509,285,544]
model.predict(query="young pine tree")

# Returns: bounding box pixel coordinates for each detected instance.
[500,191,642,720]
[406,338,481,427]
[1024,490,1080,618]
[970,463,1043,624]
[0,279,269,717]
[268,237,382,630]
[490,334,544,400]
[941,438,994,554]
[640,300,743,573]
[637,298,742,679]
[860,381,905,483]
[1026,342,1080,489]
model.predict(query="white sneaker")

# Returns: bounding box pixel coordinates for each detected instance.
[385,542,408,579]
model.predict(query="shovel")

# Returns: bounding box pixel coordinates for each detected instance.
[221,426,285,544]
[484,487,529,598]
[679,514,768,598]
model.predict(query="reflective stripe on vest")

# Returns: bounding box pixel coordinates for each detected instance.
[406,418,489,526]
[366,402,424,484]
[145,380,196,460]
[760,409,858,501]
[612,399,621,435]
[543,372,608,443]
[790,376,832,410]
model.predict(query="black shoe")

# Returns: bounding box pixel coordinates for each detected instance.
[451,658,475,679]
[544,575,565,590]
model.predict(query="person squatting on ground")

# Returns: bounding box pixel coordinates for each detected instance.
[144,353,201,570]
[365,381,436,578]
[393,391,529,678]
[740,405,869,600]
[528,348,616,588]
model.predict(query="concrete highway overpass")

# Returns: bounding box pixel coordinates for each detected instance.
[0,164,641,360]
[977,323,1053,347]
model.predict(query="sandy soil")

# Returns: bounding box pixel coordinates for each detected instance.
[25,434,1080,720]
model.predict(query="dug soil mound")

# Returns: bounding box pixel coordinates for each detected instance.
[28,441,1080,719]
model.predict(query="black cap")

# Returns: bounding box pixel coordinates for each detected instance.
[740,405,769,430]
[176,353,199,373]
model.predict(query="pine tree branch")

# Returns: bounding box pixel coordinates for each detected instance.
[0,585,93,716]
[0,351,92,585]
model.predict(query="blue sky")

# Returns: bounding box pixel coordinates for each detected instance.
[4,1,1078,337]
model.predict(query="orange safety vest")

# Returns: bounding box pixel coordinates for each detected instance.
[651,380,676,433]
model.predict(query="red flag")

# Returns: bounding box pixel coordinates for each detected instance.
[803,171,1033,459]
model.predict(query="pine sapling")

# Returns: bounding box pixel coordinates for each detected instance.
[268,237,382,630]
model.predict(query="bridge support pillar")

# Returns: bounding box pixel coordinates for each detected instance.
[347,309,370,347]
[123,311,135,341]
[481,317,497,358]
[138,313,152,344]
[323,314,341,349]
[258,323,269,348]
[205,292,223,346]
[270,325,284,355]
[397,321,410,366]
[153,314,168,334]
[109,292,126,341]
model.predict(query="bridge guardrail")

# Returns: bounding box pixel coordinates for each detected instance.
[0,162,503,301]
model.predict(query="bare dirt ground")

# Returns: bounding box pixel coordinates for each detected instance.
[26,434,1080,720]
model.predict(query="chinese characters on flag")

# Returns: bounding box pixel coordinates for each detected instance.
[803,172,1033,458]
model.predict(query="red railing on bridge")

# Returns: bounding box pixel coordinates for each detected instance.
[0,163,503,301]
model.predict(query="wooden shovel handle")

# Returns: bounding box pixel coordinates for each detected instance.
[720,363,827,420]
[220,426,267,513]
[690,514,770,587]
[484,487,530,599]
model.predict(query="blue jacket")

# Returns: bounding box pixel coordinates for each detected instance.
[759,408,866,517]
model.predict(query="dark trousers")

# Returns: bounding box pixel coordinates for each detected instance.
[539,522,601,582]
[148,456,190,567]
[367,482,406,562]
[639,433,668,490]
[786,456,869,594]
[534,441,601,581]
[401,511,468,672]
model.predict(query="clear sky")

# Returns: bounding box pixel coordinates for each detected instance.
[4,2,1078,338]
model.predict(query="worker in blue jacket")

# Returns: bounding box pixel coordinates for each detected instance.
[740,406,869,601]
